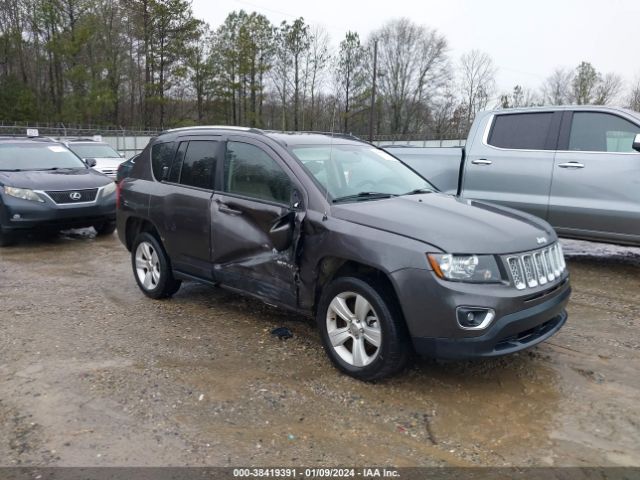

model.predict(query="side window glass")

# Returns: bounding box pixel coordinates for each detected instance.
[488,113,554,150]
[168,142,187,183]
[178,140,218,189]
[151,141,176,180]
[569,112,640,153]
[224,141,292,204]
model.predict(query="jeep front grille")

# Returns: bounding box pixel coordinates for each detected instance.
[506,243,566,290]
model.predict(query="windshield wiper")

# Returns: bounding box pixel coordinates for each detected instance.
[401,187,434,196]
[0,169,23,172]
[332,192,398,203]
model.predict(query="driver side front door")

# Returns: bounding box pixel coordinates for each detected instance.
[210,137,304,307]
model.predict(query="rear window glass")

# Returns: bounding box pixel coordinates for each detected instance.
[179,140,218,189]
[0,144,87,171]
[151,142,177,180]
[488,113,554,150]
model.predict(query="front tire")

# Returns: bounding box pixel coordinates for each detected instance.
[94,221,117,236]
[131,232,181,299]
[317,276,412,381]
[0,229,15,247]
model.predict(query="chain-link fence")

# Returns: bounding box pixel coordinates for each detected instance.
[0,122,161,158]
[0,122,465,154]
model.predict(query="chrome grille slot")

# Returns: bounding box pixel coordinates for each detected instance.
[507,257,526,290]
[521,255,538,288]
[505,243,566,290]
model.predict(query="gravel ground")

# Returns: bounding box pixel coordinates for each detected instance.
[0,231,639,467]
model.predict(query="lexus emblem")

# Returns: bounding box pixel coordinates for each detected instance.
[69,192,82,201]
[536,236,547,245]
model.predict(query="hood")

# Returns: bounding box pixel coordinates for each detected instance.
[331,193,556,254]
[89,157,125,169]
[0,168,113,190]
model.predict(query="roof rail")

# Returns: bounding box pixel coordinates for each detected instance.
[162,125,266,135]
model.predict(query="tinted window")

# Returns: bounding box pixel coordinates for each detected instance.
[151,142,177,180]
[488,113,554,150]
[178,141,218,189]
[568,112,640,153]
[224,142,292,204]
[168,142,187,183]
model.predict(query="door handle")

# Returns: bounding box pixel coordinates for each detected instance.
[557,162,585,169]
[471,159,492,166]
[218,203,242,215]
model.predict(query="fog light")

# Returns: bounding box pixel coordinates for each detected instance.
[456,307,495,330]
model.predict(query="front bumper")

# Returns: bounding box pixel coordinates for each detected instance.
[0,192,116,232]
[390,267,571,359]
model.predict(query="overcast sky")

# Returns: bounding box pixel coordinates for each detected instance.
[191,0,640,96]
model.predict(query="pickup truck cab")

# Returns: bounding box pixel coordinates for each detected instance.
[387,106,640,247]
[117,127,570,380]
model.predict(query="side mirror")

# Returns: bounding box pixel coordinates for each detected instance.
[119,152,126,158]
[270,212,295,252]
[85,158,97,167]
[291,189,304,210]
[633,133,640,153]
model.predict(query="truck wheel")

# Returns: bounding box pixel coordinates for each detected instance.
[317,276,412,381]
[94,221,117,236]
[131,232,181,299]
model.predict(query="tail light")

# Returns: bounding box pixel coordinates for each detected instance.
[116,181,122,209]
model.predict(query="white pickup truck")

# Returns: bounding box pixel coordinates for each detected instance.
[385,105,640,247]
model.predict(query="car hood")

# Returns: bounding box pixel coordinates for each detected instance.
[0,168,113,190]
[330,193,556,254]
[89,157,124,169]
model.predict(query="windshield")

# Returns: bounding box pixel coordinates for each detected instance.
[68,144,120,158]
[0,144,87,171]
[289,144,435,201]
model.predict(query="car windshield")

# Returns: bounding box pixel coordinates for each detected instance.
[0,144,87,171]
[69,144,120,158]
[289,144,435,201]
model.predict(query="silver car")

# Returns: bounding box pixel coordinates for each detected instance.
[65,139,125,178]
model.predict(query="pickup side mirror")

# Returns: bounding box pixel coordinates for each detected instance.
[85,158,97,167]
[119,152,126,158]
[633,133,640,153]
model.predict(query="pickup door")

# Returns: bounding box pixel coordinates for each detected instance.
[548,110,640,244]
[461,111,562,220]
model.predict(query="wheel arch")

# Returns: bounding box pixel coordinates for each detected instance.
[124,216,162,251]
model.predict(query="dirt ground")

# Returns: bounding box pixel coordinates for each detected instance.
[0,231,639,467]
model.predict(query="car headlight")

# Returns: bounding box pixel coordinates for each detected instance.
[102,182,116,196]
[427,253,502,283]
[2,186,44,203]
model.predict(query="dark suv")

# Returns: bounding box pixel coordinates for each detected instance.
[0,136,117,246]
[117,127,571,380]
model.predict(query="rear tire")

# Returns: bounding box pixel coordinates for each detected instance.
[131,232,181,299]
[94,221,117,236]
[317,276,412,381]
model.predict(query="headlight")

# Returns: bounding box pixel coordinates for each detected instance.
[427,253,502,283]
[102,182,116,196]
[2,186,44,203]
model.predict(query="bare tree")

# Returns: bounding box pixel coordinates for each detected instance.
[541,68,573,105]
[628,78,640,112]
[459,50,496,130]
[594,72,623,105]
[372,18,450,135]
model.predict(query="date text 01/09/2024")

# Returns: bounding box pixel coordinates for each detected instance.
[232,468,400,478]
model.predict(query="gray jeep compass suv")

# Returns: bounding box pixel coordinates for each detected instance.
[117,127,571,380]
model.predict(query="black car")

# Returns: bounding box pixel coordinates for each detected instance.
[117,127,570,381]
[0,136,117,246]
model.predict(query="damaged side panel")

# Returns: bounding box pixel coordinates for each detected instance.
[210,193,305,308]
